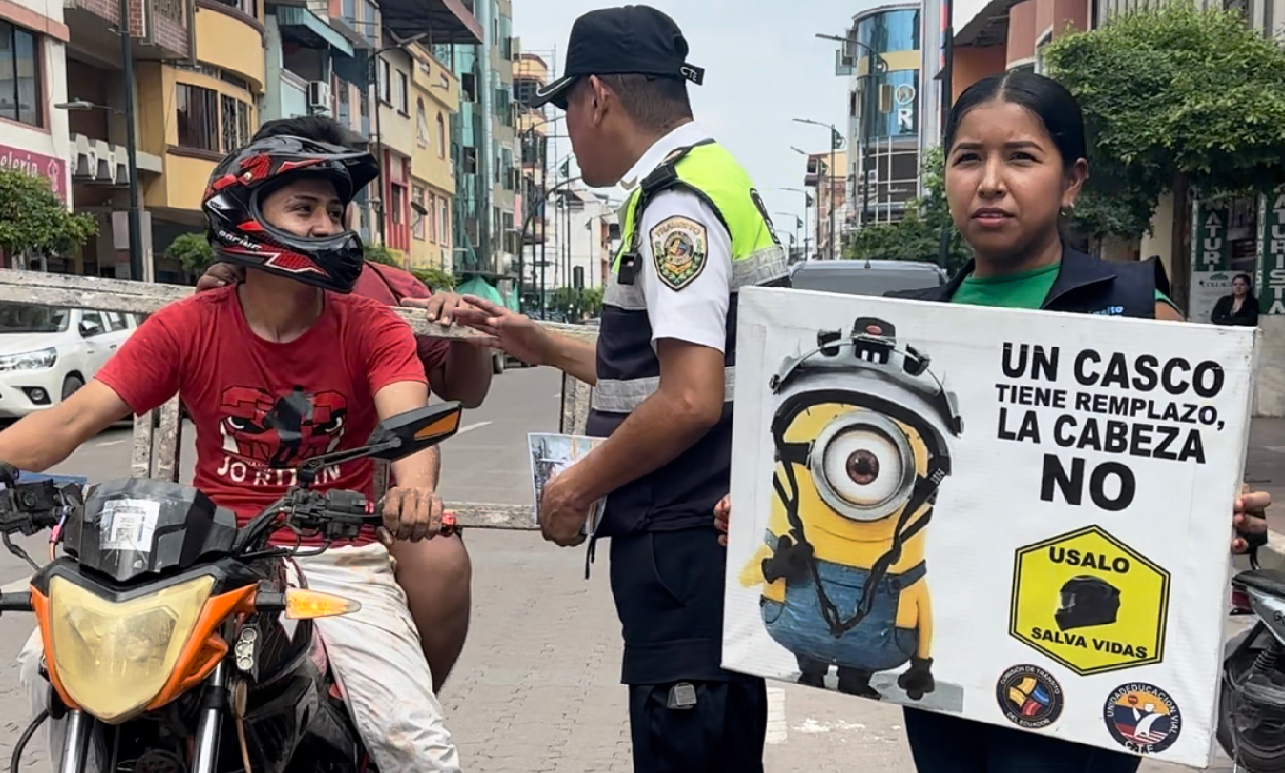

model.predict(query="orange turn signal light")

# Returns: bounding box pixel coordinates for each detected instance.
[283,589,362,620]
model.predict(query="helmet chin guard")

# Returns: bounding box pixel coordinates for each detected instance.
[201,135,380,293]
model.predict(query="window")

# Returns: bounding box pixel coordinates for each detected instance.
[176,84,219,151]
[439,198,450,248]
[397,70,409,113]
[436,113,446,158]
[416,99,429,148]
[426,192,437,242]
[378,58,391,103]
[336,75,350,125]
[220,94,251,152]
[412,185,426,240]
[0,22,41,127]
[211,0,256,16]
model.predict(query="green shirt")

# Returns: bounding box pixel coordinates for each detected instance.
[949,261,1175,312]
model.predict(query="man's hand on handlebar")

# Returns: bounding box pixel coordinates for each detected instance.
[379,486,446,544]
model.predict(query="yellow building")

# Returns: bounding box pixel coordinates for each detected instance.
[408,45,458,273]
[64,0,263,281]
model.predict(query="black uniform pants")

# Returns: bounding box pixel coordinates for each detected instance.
[904,708,1142,773]
[629,680,767,773]
[609,527,767,773]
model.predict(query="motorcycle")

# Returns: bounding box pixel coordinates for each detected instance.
[2,401,464,773]
[1218,543,1285,772]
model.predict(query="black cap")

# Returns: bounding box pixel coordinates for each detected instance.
[530,5,705,110]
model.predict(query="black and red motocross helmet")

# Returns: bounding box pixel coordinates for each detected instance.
[201,135,380,293]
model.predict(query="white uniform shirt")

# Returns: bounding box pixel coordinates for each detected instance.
[620,121,732,354]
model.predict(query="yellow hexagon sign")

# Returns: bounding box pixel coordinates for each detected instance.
[1009,525,1171,676]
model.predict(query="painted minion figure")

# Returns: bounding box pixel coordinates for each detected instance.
[740,317,962,700]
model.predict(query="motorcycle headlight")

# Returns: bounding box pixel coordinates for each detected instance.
[0,347,56,371]
[47,575,214,723]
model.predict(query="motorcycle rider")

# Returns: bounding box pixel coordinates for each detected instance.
[197,115,485,693]
[3,135,462,772]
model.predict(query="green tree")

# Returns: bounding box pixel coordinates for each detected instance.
[411,266,456,290]
[164,231,216,275]
[1042,2,1285,308]
[844,148,971,272]
[549,286,603,318]
[0,169,97,261]
[364,244,402,267]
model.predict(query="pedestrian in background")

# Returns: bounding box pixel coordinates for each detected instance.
[1211,272,1260,327]
[455,5,789,771]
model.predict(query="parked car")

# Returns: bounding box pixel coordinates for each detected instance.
[788,259,949,297]
[0,304,139,418]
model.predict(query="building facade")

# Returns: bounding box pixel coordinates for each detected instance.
[0,0,73,271]
[802,149,848,259]
[837,3,923,228]
[409,46,458,272]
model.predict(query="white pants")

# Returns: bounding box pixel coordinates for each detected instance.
[19,543,462,773]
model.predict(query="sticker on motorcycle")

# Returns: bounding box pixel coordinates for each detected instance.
[995,664,1064,729]
[99,498,161,553]
[1009,525,1171,676]
[1103,682,1181,754]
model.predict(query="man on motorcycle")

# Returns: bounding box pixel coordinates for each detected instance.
[0,136,462,772]
[196,115,486,694]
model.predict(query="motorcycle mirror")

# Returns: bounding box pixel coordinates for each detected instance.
[367,402,464,461]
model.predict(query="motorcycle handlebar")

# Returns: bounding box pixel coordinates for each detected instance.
[280,489,457,542]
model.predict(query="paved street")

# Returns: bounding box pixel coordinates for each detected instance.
[0,366,1251,771]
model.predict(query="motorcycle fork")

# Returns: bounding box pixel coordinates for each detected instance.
[58,710,93,773]
[191,662,229,773]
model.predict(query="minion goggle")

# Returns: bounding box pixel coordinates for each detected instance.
[770,317,964,523]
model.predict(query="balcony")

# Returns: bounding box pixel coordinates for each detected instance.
[380,0,481,47]
[65,0,193,63]
[70,133,162,186]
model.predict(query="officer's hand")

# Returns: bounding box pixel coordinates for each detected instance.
[379,486,445,543]
[539,468,590,547]
[197,262,244,292]
[401,291,464,326]
[453,296,555,366]
[1234,483,1270,554]
[714,495,730,547]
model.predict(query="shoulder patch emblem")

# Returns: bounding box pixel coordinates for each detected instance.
[650,215,708,291]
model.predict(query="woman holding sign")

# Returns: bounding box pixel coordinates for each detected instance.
[714,69,1270,772]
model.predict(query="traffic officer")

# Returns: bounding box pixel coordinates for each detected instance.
[453,6,788,771]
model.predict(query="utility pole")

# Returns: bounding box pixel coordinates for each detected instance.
[937,0,955,269]
[118,0,143,281]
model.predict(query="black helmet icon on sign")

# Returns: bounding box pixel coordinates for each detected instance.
[1056,576,1122,631]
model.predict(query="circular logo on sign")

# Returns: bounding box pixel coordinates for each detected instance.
[895,84,917,106]
[996,664,1064,729]
[1103,683,1181,754]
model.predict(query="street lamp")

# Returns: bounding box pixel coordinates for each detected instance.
[779,186,812,260]
[774,211,802,259]
[56,99,143,282]
[794,118,842,259]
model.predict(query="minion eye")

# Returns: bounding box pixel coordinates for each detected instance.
[821,428,903,507]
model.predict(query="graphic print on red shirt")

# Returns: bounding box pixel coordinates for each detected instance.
[95,286,427,546]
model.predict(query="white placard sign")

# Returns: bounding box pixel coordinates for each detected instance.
[722,287,1257,767]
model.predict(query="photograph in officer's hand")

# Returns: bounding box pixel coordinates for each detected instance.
[720,287,1256,768]
[528,432,606,536]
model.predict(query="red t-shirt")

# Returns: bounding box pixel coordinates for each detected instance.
[353,264,451,375]
[96,286,427,546]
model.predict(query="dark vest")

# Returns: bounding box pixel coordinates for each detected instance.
[587,141,789,537]
[887,248,1163,319]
